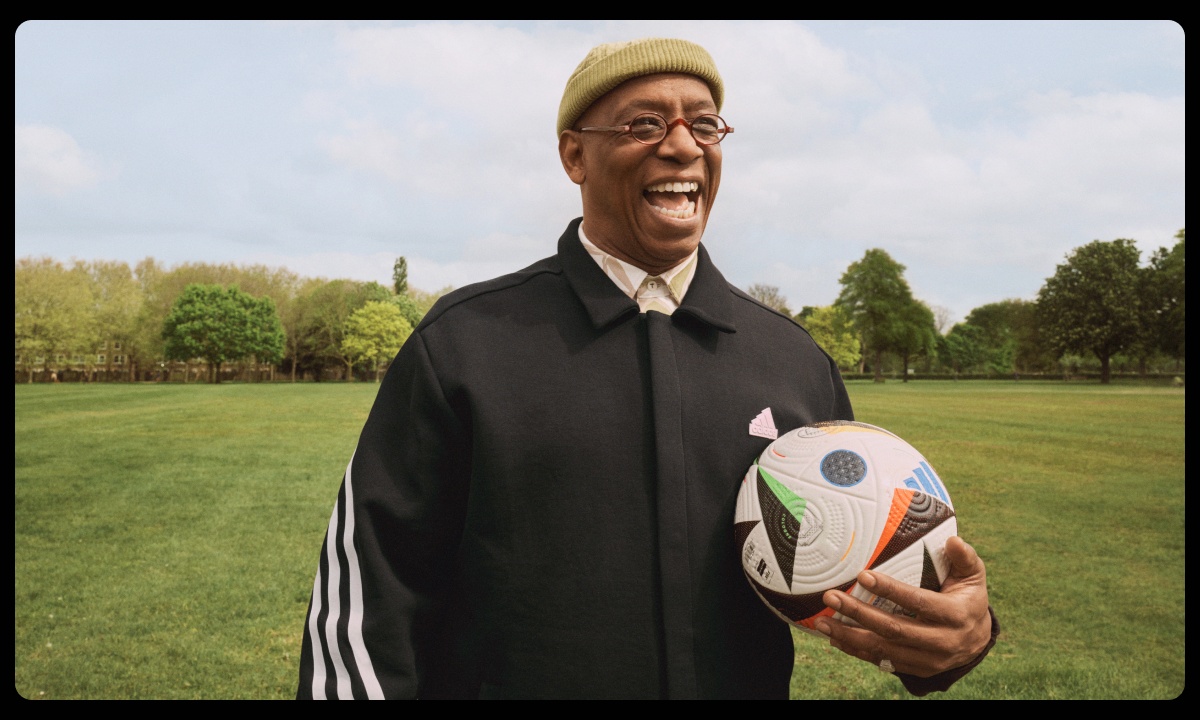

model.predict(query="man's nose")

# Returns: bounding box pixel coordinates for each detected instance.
[657,120,704,161]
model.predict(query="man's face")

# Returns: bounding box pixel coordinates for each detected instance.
[560,73,722,274]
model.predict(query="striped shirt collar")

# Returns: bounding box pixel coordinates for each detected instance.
[578,225,699,312]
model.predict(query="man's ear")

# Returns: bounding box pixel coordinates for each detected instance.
[559,130,586,186]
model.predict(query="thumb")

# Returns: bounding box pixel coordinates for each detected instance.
[943,535,986,584]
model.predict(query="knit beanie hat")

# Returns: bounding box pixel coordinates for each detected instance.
[556,37,724,137]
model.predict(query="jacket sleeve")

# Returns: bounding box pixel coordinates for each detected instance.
[297,330,468,699]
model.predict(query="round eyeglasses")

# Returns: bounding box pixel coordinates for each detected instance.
[579,112,734,146]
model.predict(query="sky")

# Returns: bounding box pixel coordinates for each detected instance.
[14,20,1185,327]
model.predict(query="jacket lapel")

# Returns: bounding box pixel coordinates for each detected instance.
[557,218,639,330]
[674,243,737,334]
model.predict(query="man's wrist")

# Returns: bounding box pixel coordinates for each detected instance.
[895,605,1000,697]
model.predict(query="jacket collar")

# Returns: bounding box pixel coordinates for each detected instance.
[558,217,737,334]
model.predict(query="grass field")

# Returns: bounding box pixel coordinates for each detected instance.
[14,380,1185,699]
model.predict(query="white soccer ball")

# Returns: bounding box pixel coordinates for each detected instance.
[734,420,957,635]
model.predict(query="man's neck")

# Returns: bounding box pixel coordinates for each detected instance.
[578,224,699,310]
[579,220,691,276]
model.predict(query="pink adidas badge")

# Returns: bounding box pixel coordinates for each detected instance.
[749,407,778,440]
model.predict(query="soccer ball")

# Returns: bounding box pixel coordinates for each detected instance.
[734,420,957,635]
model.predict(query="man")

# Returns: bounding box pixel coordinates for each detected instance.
[297,37,996,700]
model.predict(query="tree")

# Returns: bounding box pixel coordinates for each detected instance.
[892,300,937,382]
[242,293,287,380]
[15,257,96,383]
[1141,229,1185,368]
[161,284,285,383]
[796,305,860,371]
[342,301,413,382]
[961,299,1054,375]
[409,284,455,318]
[1006,299,1057,374]
[279,277,325,382]
[835,249,915,382]
[135,260,243,377]
[301,279,392,381]
[392,256,409,296]
[128,260,304,381]
[77,259,143,381]
[391,293,425,331]
[131,257,171,375]
[939,323,988,376]
[136,261,298,381]
[1036,238,1142,384]
[746,283,792,315]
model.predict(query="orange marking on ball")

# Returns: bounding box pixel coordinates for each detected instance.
[838,531,856,562]
[866,488,915,568]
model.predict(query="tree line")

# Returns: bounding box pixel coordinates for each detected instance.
[15,230,1184,385]
[14,255,447,383]
[749,229,1184,385]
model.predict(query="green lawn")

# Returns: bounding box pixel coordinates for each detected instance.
[15,380,1185,699]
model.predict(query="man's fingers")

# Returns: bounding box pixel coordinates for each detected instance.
[857,569,933,619]
[814,612,940,678]
[826,568,962,636]
[824,585,917,641]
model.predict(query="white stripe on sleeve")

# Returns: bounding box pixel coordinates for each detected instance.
[341,455,384,699]
[307,564,328,699]
[322,491,353,698]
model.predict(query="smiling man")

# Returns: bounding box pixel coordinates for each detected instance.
[297,37,996,700]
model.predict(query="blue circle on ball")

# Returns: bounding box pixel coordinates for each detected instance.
[820,450,867,487]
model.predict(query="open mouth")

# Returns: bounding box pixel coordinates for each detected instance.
[643,181,699,220]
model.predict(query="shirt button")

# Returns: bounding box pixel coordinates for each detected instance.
[647,281,658,290]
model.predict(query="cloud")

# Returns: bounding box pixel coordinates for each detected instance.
[14,124,103,196]
[332,22,584,137]
[315,24,588,242]
[726,88,1181,252]
[321,118,408,184]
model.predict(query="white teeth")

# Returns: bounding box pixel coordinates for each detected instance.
[646,181,698,193]
[651,201,696,219]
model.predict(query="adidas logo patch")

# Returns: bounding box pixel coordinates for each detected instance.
[749,407,778,440]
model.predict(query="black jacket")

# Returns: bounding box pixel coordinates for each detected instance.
[298,218,855,699]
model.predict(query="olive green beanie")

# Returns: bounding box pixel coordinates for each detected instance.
[556,37,724,137]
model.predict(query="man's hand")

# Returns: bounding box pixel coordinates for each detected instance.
[812,535,992,678]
